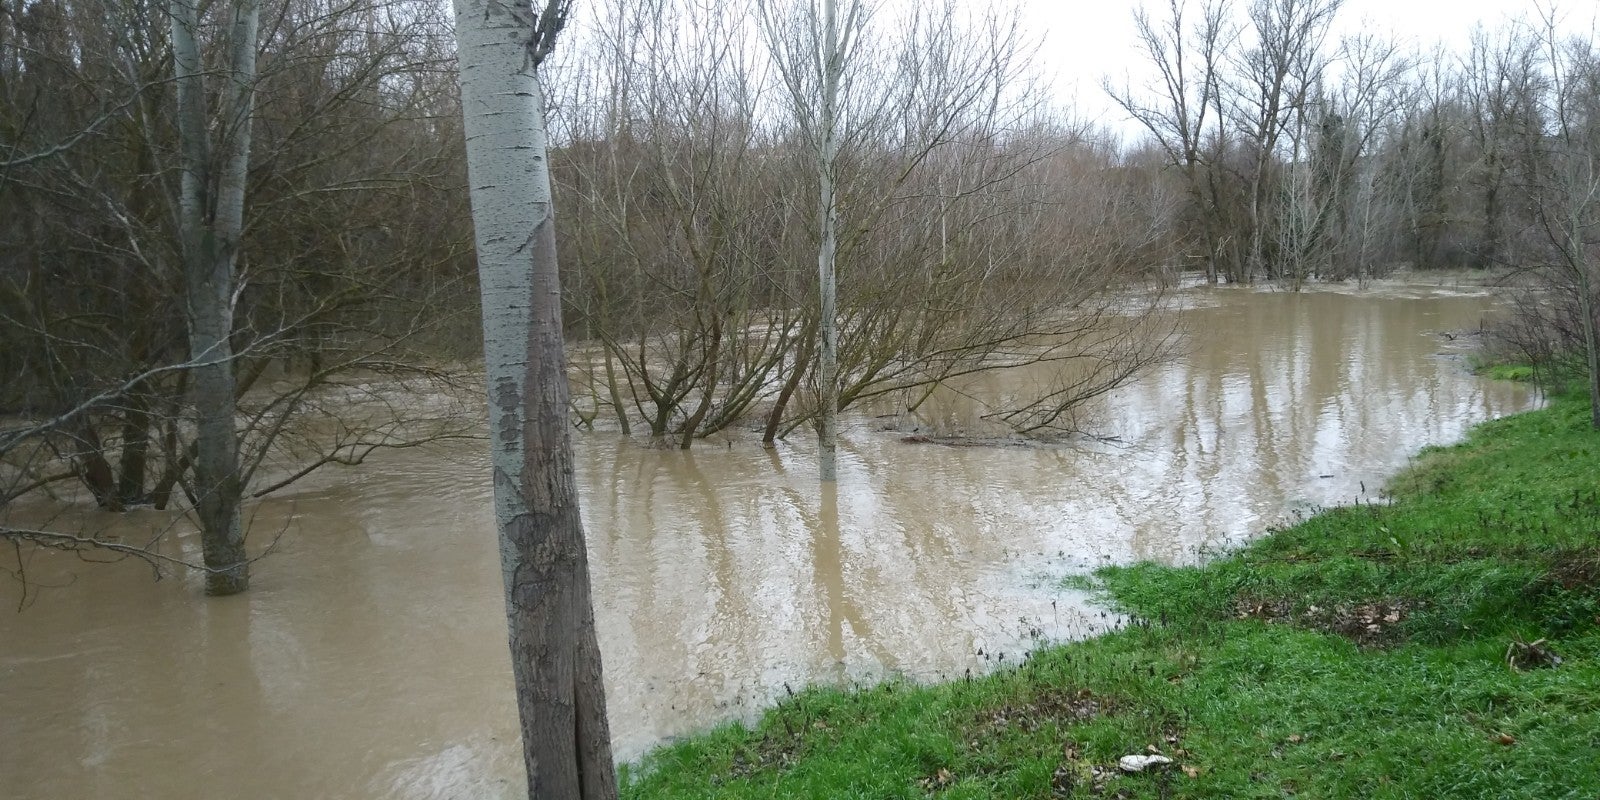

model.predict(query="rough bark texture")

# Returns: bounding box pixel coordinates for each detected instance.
[450,0,618,795]
[115,387,152,506]
[171,0,256,595]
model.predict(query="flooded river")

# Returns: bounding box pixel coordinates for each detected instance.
[0,284,1538,798]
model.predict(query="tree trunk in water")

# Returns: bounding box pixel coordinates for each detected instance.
[150,382,187,512]
[678,318,721,450]
[764,315,817,446]
[816,0,841,483]
[72,420,121,511]
[602,346,630,436]
[116,386,151,506]
[450,1,617,796]
[171,0,256,596]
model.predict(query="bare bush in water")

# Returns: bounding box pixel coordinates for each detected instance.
[550,0,1179,451]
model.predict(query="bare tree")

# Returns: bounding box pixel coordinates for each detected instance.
[1276,31,1410,286]
[170,0,259,595]
[1228,0,1342,282]
[1462,27,1536,269]
[760,0,866,480]
[1519,10,1600,427]
[1109,0,1237,283]
[552,0,812,448]
[449,0,617,795]
[1333,33,1413,283]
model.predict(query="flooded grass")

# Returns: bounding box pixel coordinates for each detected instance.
[621,396,1600,798]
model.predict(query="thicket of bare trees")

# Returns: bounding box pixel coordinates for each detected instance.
[1112,0,1404,286]
[6,0,1600,586]
[1110,1,1593,287]
[1,0,477,586]
[1492,12,1600,428]
[1112,0,1600,423]
[548,0,1177,456]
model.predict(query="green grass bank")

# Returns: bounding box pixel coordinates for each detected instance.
[621,397,1600,799]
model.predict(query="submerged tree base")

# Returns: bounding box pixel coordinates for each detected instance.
[203,569,249,596]
[621,396,1600,799]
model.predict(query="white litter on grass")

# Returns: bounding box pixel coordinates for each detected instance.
[1118,754,1173,773]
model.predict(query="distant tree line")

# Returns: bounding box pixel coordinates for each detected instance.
[1115,0,1597,288]
[1117,0,1600,424]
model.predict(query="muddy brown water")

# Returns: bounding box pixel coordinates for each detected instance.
[0,284,1538,799]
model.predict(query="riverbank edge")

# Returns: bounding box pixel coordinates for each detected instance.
[620,396,1600,799]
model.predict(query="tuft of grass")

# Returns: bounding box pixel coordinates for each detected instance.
[1480,363,1537,383]
[1471,353,1586,393]
[622,398,1600,799]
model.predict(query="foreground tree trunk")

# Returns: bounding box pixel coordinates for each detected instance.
[450,0,618,796]
[171,0,257,595]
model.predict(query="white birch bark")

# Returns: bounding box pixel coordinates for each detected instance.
[450,0,618,795]
[171,0,258,595]
[816,0,842,482]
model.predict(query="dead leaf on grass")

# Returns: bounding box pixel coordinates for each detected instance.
[1505,637,1562,670]
[917,767,956,792]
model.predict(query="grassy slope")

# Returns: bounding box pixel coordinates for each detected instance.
[622,398,1600,799]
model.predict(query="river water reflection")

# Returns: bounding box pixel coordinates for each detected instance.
[0,284,1538,798]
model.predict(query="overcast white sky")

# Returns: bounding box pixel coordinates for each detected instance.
[1014,0,1598,136]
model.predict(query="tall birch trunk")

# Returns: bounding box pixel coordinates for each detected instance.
[449,1,618,796]
[816,0,842,483]
[171,0,257,596]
